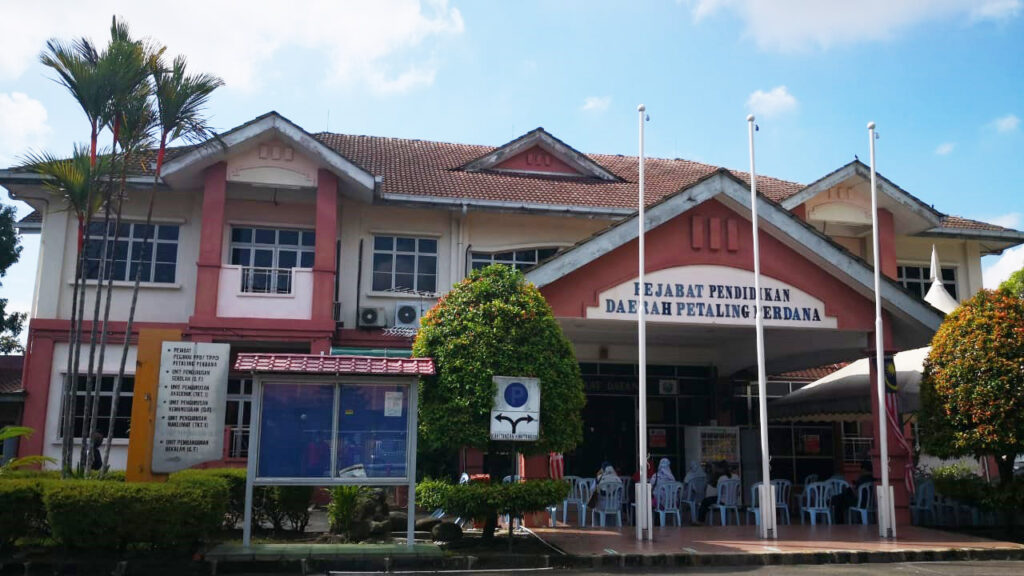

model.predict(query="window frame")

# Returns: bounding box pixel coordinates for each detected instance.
[83,221,180,284]
[228,226,316,271]
[370,234,439,295]
[60,374,135,440]
[469,246,560,273]
[896,263,958,301]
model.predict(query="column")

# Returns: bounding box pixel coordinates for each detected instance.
[193,163,228,320]
[17,328,55,458]
[311,169,338,323]
[877,208,897,280]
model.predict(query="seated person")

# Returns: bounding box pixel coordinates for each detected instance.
[698,461,731,522]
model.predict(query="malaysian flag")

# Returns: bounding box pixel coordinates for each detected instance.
[884,355,915,494]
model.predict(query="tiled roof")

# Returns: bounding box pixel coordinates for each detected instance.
[937,215,1013,232]
[773,363,848,382]
[313,133,803,210]
[17,211,41,224]
[0,355,23,395]
[233,353,435,376]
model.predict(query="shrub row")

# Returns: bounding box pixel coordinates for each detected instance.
[417,478,568,537]
[0,472,228,551]
[169,468,314,532]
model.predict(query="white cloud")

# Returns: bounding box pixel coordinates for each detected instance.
[688,1,1020,52]
[746,86,797,118]
[934,142,955,156]
[992,113,1020,133]
[0,92,51,166]
[0,1,464,93]
[987,212,1023,229]
[971,0,1022,21]
[983,244,1024,289]
[581,96,611,112]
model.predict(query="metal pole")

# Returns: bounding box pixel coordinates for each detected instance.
[868,121,894,538]
[748,115,776,539]
[407,380,418,549]
[242,377,263,548]
[636,103,651,541]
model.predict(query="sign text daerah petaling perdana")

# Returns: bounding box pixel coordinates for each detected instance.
[586,265,837,328]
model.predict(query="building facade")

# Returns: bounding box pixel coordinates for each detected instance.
[3,112,1021,496]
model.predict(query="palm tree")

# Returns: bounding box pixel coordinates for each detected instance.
[20,146,108,475]
[39,33,107,478]
[101,87,157,473]
[80,18,153,473]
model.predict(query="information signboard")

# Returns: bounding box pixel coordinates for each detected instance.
[152,342,230,473]
[489,376,540,441]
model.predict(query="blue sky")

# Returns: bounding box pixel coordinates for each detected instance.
[1,0,1022,329]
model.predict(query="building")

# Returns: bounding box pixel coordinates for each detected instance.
[2,112,1021,500]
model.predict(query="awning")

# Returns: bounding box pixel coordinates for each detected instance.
[770,347,929,422]
[330,346,412,358]
[233,353,435,376]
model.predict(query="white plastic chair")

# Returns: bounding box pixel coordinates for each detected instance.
[619,476,634,524]
[591,482,624,527]
[772,479,792,525]
[681,474,707,524]
[848,482,875,525]
[708,478,742,525]
[654,481,683,526]
[800,482,832,525]
[562,476,593,526]
[910,480,935,526]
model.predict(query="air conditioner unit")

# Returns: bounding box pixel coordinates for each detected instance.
[358,307,387,328]
[394,301,424,330]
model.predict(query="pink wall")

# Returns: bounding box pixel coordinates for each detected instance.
[541,198,878,332]
[494,145,580,175]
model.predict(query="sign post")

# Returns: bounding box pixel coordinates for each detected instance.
[490,376,540,442]
[126,329,181,482]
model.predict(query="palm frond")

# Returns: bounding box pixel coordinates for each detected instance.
[0,425,35,442]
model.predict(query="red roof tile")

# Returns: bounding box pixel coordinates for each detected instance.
[313,133,804,210]
[938,215,1013,232]
[773,363,848,382]
[0,355,23,395]
[233,353,435,376]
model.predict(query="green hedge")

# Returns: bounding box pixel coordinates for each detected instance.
[416,479,568,538]
[44,476,228,549]
[0,479,47,549]
[171,468,247,527]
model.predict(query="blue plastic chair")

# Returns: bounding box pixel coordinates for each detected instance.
[591,482,624,527]
[848,482,875,525]
[654,481,683,526]
[681,474,707,524]
[800,482,832,525]
[708,478,742,525]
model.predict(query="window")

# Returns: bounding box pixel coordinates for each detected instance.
[897,265,957,300]
[470,247,559,272]
[225,378,253,459]
[230,227,315,293]
[84,222,179,283]
[61,375,135,439]
[372,236,437,293]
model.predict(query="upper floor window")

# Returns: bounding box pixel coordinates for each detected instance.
[230,227,315,294]
[470,247,559,272]
[84,222,179,283]
[897,265,957,300]
[372,235,437,293]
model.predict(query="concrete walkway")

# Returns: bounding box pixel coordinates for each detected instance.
[532,524,1024,567]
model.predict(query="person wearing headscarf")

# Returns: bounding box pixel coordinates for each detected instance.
[650,458,675,489]
[598,465,620,486]
[682,461,704,485]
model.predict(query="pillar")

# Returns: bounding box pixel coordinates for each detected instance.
[16,328,55,459]
[193,163,228,320]
[311,169,338,323]
[877,208,897,280]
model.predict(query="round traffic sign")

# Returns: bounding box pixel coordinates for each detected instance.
[504,381,529,408]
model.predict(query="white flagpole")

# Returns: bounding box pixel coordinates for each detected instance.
[636,104,651,541]
[868,121,895,538]
[748,115,776,539]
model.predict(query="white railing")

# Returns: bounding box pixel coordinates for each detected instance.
[843,436,874,463]
[240,266,292,294]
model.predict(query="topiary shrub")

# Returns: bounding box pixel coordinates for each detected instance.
[919,289,1024,484]
[44,477,228,549]
[0,479,47,549]
[416,479,568,540]
[171,468,247,528]
[413,265,585,457]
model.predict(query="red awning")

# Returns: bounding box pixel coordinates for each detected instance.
[233,353,435,376]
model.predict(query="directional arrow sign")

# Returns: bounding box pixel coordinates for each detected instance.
[490,376,540,441]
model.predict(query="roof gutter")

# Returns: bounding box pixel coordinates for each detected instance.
[918,227,1024,242]
[0,170,166,189]
[377,191,630,218]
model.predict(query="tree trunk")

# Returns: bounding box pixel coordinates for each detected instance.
[79,198,113,474]
[997,456,1014,487]
[103,159,143,473]
[60,221,85,477]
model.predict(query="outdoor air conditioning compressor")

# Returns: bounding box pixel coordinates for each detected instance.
[394,301,424,329]
[358,307,387,328]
